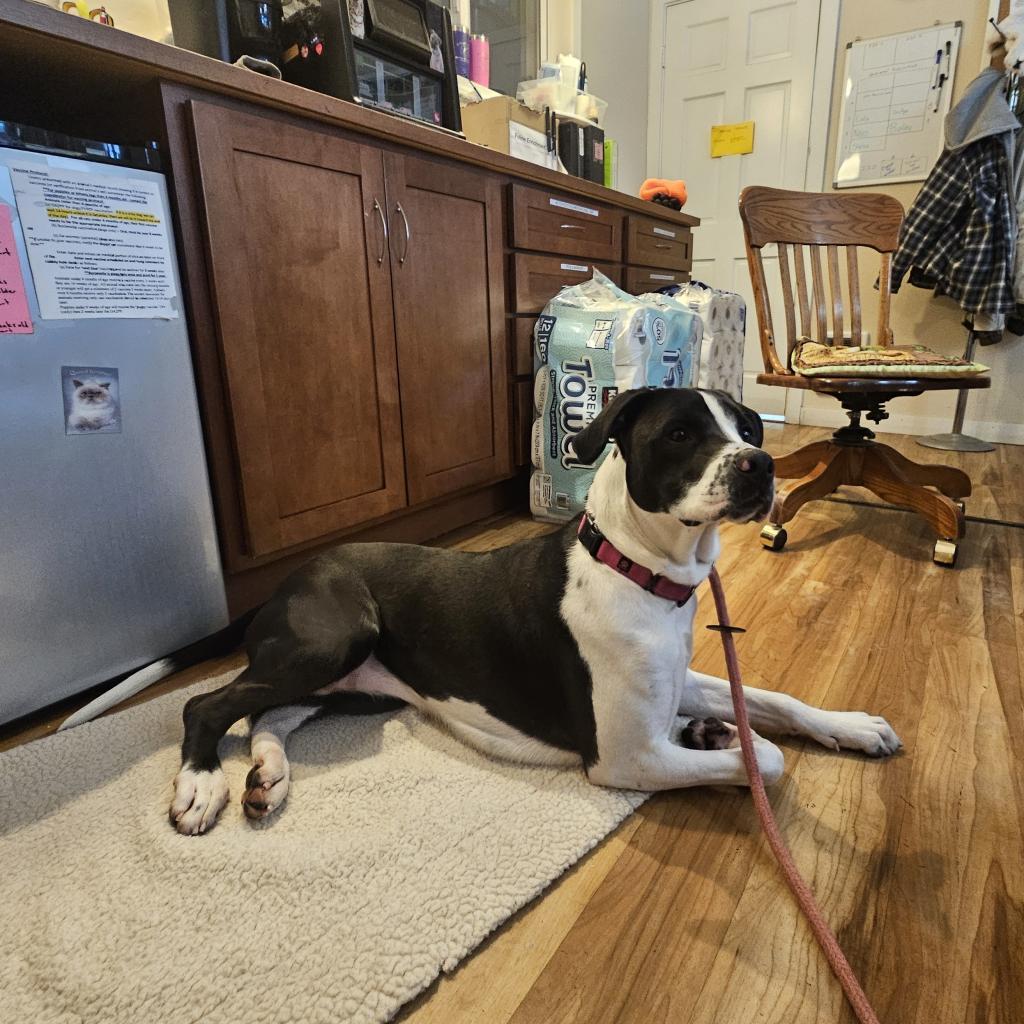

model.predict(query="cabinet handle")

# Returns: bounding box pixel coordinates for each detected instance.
[559,223,585,230]
[653,242,672,249]
[372,198,388,265]
[396,201,411,265]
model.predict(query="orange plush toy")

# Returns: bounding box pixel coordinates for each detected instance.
[639,178,688,211]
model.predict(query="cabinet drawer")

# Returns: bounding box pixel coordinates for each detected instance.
[624,215,692,271]
[622,266,690,294]
[512,252,621,314]
[510,184,622,261]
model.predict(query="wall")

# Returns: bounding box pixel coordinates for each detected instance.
[802,0,1024,443]
[580,0,650,196]
[33,0,171,42]
[543,0,581,67]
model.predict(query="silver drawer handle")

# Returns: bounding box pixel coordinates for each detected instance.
[396,201,411,265]
[560,223,585,230]
[653,242,672,249]
[372,198,387,265]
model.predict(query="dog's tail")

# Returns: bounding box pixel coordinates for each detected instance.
[57,607,262,731]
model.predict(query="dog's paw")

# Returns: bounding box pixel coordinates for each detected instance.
[678,716,739,751]
[805,710,903,758]
[169,766,229,835]
[241,755,290,820]
[752,738,786,785]
[677,718,785,784]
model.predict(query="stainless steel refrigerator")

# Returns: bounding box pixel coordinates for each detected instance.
[0,123,227,726]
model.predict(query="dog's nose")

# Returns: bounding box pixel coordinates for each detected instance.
[736,450,774,476]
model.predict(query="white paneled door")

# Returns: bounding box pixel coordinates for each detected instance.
[650,0,828,415]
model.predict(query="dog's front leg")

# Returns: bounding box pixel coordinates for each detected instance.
[587,736,785,791]
[680,670,902,757]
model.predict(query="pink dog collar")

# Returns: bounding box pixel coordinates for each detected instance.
[576,513,696,607]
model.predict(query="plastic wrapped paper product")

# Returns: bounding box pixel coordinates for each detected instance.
[530,272,702,524]
[661,280,746,401]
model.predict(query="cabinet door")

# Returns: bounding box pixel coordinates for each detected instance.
[190,102,406,557]
[384,153,511,505]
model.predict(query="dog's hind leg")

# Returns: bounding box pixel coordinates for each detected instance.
[241,703,323,820]
[170,667,330,835]
[170,582,381,835]
[242,688,409,820]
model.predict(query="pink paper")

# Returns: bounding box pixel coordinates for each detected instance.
[0,204,33,334]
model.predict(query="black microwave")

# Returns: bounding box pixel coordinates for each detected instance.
[169,0,461,134]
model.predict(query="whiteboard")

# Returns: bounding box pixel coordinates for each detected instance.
[834,22,962,189]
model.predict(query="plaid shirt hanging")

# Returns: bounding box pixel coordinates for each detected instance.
[890,136,1016,317]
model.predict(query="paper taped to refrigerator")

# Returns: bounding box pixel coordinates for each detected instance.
[10,162,178,319]
[0,204,33,334]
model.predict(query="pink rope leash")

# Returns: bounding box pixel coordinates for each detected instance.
[706,566,881,1024]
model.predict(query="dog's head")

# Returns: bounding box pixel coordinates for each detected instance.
[572,387,774,525]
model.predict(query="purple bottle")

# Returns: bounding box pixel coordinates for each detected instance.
[453,25,470,78]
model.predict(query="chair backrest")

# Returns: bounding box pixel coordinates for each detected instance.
[738,186,905,375]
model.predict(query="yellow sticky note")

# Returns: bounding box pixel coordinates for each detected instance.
[710,121,755,158]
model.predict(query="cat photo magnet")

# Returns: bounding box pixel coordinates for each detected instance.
[61,366,121,435]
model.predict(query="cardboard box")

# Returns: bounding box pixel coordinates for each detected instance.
[461,96,553,168]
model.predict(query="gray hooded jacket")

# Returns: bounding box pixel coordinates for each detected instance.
[892,68,1021,316]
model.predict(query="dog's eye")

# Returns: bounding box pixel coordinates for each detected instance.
[740,427,753,441]
[668,429,686,443]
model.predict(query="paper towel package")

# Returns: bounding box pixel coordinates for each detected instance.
[661,280,746,401]
[530,272,702,524]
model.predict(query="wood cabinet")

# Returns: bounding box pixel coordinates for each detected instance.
[0,3,700,603]
[190,101,407,557]
[383,153,510,504]
[189,101,509,556]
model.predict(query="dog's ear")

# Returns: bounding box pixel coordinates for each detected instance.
[709,389,763,447]
[571,388,657,465]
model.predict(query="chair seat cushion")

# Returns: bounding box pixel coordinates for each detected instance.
[792,341,989,378]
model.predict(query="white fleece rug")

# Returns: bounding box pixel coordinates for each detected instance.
[0,670,646,1024]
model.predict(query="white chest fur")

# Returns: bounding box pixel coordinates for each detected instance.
[560,447,720,786]
[561,541,699,782]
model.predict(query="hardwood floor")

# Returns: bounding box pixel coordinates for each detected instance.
[3,434,1022,1024]
[396,496,1024,1024]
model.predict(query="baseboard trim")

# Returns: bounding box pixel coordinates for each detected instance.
[225,476,527,615]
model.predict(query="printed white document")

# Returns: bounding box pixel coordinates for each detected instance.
[11,162,178,319]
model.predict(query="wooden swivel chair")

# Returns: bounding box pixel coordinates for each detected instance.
[738,186,991,567]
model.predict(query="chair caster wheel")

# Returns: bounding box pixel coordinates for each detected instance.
[760,523,788,551]
[933,538,958,568]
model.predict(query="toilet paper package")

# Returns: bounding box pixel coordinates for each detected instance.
[660,280,746,401]
[530,272,702,524]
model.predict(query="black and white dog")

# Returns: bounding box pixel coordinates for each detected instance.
[170,388,901,835]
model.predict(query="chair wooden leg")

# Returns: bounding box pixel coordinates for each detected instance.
[870,443,972,500]
[771,446,853,526]
[859,447,964,540]
[772,440,836,480]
